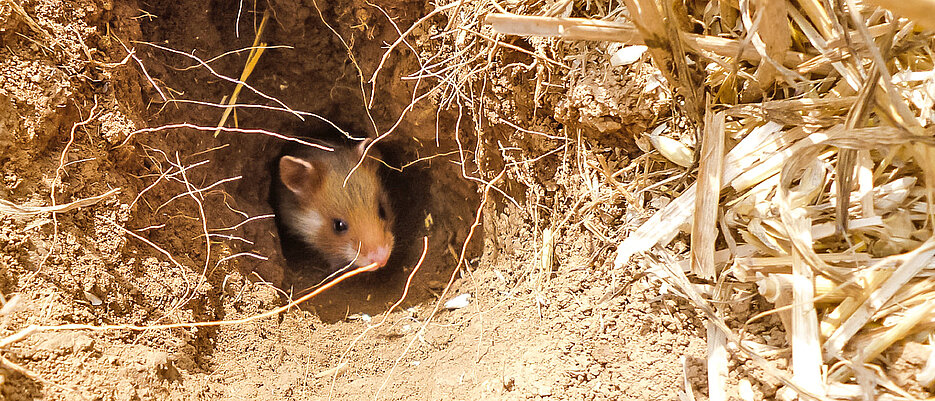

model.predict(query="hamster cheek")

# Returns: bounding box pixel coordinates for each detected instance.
[343,244,361,265]
[293,209,324,241]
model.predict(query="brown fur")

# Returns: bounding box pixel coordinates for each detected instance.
[274,143,395,270]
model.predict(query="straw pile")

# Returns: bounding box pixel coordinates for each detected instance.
[480,0,935,399]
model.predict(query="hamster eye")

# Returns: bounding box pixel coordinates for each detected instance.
[332,219,348,234]
[378,204,387,220]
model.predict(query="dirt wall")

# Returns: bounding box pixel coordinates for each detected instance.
[0,0,706,400]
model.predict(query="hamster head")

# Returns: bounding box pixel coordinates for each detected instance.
[277,146,395,271]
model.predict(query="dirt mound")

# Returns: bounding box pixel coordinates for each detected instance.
[0,0,704,400]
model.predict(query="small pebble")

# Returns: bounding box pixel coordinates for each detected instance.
[610,45,647,66]
[444,293,471,309]
[84,291,103,306]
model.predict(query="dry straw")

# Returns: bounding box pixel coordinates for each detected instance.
[488,0,935,398]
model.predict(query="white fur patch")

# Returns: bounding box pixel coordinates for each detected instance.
[343,244,361,266]
[287,209,324,243]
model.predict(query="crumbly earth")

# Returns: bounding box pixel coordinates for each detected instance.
[0,0,713,400]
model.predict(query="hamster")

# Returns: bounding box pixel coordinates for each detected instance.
[271,140,395,272]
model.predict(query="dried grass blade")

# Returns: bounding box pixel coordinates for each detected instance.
[796,0,835,38]
[647,251,829,400]
[750,0,793,88]
[214,10,270,137]
[707,321,729,401]
[791,250,826,396]
[835,64,880,233]
[860,299,935,363]
[680,355,698,401]
[484,14,812,69]
[777,134,851,280]
[616,122,788,267]
[729,129,825,193]
[786,6,861,90]
[619,0,701,120]
[756,273,841,303]
[483,14,642,42]
[690,111,725,279]
[0,188,120,216]
[824,239,935,358]
[864,0,935,31]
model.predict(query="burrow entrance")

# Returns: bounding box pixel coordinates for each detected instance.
[134,0,480,322]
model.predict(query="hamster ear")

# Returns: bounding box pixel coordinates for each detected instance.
[279,156,324,195]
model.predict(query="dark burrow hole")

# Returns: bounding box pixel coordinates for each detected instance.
[137,0,482,322]
[264,121,472,323]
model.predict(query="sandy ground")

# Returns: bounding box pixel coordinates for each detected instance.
[0,0,718,399]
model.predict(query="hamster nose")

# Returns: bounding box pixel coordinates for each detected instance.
[365,246,391,268]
